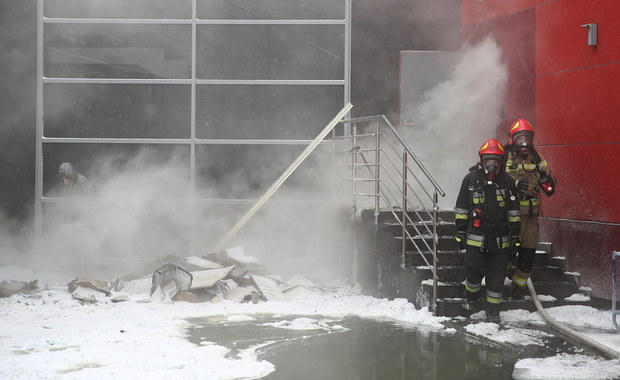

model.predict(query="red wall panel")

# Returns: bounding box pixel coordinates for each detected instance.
[462,0,545,26]
[536,64,620,146]
[462,0,620,300]
[537,144,620,224]
[536,0,620,75]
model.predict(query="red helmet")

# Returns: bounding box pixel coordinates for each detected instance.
[478,138,505,157]
[478,138,504,179]
[508,118,535,145]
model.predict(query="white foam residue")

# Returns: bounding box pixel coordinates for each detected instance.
[512,354,620,380]
[464,322,552,346]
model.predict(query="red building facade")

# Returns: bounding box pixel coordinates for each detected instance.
[462,0,620,300]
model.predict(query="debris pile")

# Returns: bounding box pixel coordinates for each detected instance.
[1,247,318,304]
[0,279,38,298]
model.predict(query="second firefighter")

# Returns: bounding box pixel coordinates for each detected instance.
[454,138,521,322]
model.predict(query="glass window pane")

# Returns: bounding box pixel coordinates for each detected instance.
[197,25,344,80]
[44,0,192,19]
[195,144,334,199]
[42,143,191,197]
[196,85,343,139]
[198,0,345,19]
[44,24,191,79]
[44,84,191,138]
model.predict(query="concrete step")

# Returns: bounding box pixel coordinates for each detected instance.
[375,209,455,224]
[417,266,580,289]
[422,278,582,300]
[406,250,464,267]
[406,247,554,268]
[435,296,592,318]
[382,221,456,236]
[395,235,459,251]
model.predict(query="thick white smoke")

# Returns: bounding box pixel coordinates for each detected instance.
[28,145,350,281]
[406,36,508,208]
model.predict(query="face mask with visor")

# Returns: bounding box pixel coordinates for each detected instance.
[514,132,533,154]
[480,154,502,181]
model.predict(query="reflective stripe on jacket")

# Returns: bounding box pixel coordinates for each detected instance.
[454,166,521,250]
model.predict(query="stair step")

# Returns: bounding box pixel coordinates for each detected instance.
[413,265,464,282]
[407,251,464,266]
[436,297,593,318]
[395,235,459,251]
[382,221,456,236]
[375,209,456,224]
[406,249,555,267]
[422,279,582,300]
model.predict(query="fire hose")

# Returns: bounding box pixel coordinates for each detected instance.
[527,278,620,359]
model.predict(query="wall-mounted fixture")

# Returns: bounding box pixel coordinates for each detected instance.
[580,23,598,46]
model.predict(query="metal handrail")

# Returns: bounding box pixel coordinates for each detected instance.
[336,115,445,313]
[342,115,446,197]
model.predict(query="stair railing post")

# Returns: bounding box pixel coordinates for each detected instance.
[351,122,359,285]
[352,122,358,212]
[401,151,407,268]
[432,191,439,314]
[374,118,380,225]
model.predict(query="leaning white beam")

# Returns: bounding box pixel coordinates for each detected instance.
[212,103,353,252]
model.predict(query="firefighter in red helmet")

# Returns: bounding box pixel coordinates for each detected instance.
[454,138,521,322]
[504,119,556,300]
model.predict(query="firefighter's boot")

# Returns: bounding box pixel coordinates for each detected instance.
[464,289,480,310]
[511,282,528,300]
[486,302,501,323]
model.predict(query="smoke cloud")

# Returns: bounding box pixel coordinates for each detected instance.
[23,144,351,282]
[405,36,508,208]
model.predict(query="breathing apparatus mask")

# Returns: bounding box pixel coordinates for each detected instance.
[481,154,502,181]
[513,132,533,156]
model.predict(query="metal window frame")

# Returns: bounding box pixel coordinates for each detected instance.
[34,0,351,240]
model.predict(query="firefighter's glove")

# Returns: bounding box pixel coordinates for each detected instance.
[516,179,529,194]
[455,232,466,250]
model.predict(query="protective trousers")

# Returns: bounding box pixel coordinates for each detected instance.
[519,214,539,249]
[464,244,510,306]
[513,214,539,288]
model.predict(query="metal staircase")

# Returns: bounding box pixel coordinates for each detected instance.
[339,115,591,316]
[358,208,592,317]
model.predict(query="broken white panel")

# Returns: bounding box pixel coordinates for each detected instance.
[189,266,235,290]
[250,274,284,301]
[151,264,193,296]
[71,284,107,303]
[281,284,318,301]
[183,256,223,269]
[221,279,238,293]
[111,294,130,303]
[121,277,151,294]
[162,280,180,299]
[68,278,112,296]
[150,285,173,304]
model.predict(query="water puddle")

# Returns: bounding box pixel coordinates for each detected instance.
[186,315,522,379]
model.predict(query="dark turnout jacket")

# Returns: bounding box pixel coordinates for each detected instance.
[454,165,521,250]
